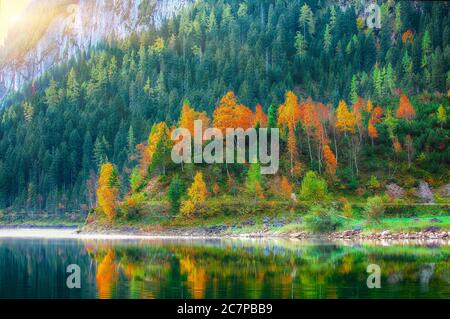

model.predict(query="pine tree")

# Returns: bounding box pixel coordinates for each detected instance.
[421,30,431,68]
[66,68,80,106]
[23,102,33,123]
[395,3,402,33]
[323,23,332,52]
[299,4,315,37]
[127,125,136,157]
[94,136,109,169]
[295,32,307,57]
[45,79,60,111]
[168,176,186,214]
[385,63,396,94]
[402,51,413,77]
[350,75,358,105]
[267,105,277,129]
[246,163,264,199]
[372,65,383,99]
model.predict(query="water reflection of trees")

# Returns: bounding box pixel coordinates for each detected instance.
[82,240,450,299]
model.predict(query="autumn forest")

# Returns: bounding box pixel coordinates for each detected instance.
[0,0,448,232]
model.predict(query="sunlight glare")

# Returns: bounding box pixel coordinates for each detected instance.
[0,0,32,46]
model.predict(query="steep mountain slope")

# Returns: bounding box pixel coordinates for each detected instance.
[0,0,448,215]
[0,0,193,102]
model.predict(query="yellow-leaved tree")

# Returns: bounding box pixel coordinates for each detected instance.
[96,163,120,221]
[278,91,302,175]
[141,122,172,175]
[336,99,359,175]
[336,100,356,134]
[180,171,208,216]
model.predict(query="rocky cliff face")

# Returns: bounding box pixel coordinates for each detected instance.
[0,0,193,103]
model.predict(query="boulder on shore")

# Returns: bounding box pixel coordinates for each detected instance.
[386,183,405,199]
[415,181,434,203]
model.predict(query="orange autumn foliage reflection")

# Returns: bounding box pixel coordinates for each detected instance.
[179,256,207,299]
[96,249,118,298]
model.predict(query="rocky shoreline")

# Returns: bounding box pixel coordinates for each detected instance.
[80,224,450,242]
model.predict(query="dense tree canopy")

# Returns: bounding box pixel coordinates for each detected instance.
[0,0,448,214]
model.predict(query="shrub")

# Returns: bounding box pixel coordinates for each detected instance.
[298,171,329,203]
[129,167,146,193]
[304,205,342,233]
[167,176,186,214]
[339,198,353,218]
[120,193,146,220]
[367,175,381,192]
[245,163,264,199]
[364,196,385,222]
[337,166,359,190]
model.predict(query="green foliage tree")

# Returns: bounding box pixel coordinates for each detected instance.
[304,205,342,233]
[299,4,315,36]
[299,171,329,203]
[0,0,447,215]
[364,196,385,223]
[350,75,358,105]
[167,176,186,214]
[323,23,332,52]
[267,105,277,129]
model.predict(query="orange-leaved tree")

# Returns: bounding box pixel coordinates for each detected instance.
[179,100,210,136]
[396,94,415,120]
[279,176,293,199]
[322,144,337,177]
[299,98,327,172]
[253,104,268,128]
[368,120,378,140]
[368,106,383,144]
[96,163,120,221]
[402,30,414,43]
[352,97,365,132]
[213,91,254,132]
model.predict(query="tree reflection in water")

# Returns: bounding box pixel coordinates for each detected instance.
[0,238,448,298]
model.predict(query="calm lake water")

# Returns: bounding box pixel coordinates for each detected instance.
[0,229,449,299]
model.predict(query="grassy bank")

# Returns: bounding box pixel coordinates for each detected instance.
[84,197,450,236]
[0,211,86,228]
